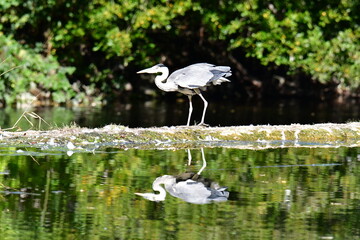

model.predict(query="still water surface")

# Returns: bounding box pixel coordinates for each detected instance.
[0,98,360,129]
[1,98,360,239]
[1,146,360,239]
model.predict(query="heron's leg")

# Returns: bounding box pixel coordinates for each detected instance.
[195,90,208,125]
[187,149,192,165]
[196,148,207,175]
[186,95,193,126]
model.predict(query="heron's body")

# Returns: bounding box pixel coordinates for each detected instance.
[136,174,229,204]
[137,63,231,126]
[135,148,229,204]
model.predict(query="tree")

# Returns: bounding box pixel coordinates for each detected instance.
[0,0,359,105]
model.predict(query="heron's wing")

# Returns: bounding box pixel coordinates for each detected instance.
[168,63,231,89]
[168,65,213,89]
[166,180,214,204]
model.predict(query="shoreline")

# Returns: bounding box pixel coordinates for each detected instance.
[1,122,360,150]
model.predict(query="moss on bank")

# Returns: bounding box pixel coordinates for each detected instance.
[0,123,360,150]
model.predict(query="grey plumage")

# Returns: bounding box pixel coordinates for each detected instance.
[169,63,231,90]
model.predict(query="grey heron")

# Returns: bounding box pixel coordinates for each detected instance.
[135,149,229,204]
[137,63,231,126]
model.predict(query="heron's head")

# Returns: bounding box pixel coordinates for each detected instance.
[137,64,166,74]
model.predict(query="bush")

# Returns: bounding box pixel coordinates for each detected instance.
[218,1,360,90]
[0,34,75,105]
[0,0,359,103]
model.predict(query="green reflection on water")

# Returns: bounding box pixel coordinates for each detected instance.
[0,147,360,239]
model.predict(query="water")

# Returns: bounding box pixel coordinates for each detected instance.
[1,98,360,239]
[0,98,360,129]
[1,146,360,239]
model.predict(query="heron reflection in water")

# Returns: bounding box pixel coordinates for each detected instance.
[135,148,229,204]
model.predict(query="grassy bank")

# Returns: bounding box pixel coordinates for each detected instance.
[1,123,360,150]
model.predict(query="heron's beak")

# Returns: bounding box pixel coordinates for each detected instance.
[137,67,153,74]
[136,69,147,74]
[135,192,165,202]
[137,65,160,74]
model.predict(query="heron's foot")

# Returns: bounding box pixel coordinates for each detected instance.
[197,122,210,127]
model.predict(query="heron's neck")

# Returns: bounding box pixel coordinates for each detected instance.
[154,68,177,92]
[152,179,167,200]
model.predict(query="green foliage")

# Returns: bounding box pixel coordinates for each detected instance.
[218,0,360,88]
[0,0,359,105]
[0,34,75,105]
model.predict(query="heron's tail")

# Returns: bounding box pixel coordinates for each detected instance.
[213,66,231,76]
[212,77,230,85]
[210,66,232,85]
